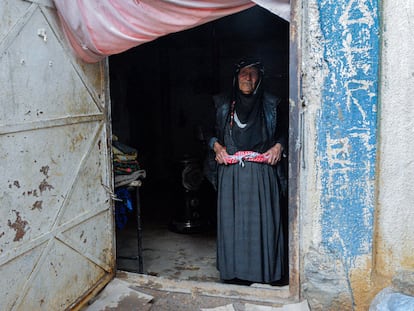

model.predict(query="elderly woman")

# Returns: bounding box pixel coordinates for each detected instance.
[206,58,286,285]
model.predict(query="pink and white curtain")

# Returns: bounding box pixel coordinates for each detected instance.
[53,0,290,63]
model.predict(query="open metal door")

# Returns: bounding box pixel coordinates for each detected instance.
[0,1,115,310]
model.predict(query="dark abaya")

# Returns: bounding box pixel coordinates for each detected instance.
[216,95,285,284]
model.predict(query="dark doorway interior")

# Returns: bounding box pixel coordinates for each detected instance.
[109,6,289,282]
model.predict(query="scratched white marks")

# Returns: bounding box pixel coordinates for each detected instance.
[338,0,378,122]
[344,79,375,123]
[325,134,352,200]
[37,28,47,42]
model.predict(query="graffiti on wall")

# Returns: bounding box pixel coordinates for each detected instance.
[317,0,379,268]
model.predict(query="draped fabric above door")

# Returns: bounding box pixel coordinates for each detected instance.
[53,0,290,63]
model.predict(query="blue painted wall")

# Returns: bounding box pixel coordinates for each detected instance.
[317,0,380,270]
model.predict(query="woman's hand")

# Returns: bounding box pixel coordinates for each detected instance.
[213,142,229,165]
[264,143,283,165]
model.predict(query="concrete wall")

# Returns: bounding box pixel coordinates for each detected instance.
[375,0,414,290]
[298,0,414,309]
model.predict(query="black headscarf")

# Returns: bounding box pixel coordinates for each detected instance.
[230,58,267,151]
[232,58,265,122]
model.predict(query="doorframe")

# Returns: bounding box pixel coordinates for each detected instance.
[288,0,301,300]
[111,0,302,302]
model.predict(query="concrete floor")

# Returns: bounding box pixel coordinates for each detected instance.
[106,218,309,310]
[116,218,219,282]
[100,186,307,310]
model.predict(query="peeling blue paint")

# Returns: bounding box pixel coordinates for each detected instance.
[317,0,380,268]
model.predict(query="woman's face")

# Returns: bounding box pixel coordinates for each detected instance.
[238,66,260,95]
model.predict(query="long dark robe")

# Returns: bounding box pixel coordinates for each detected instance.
[216,101,285,284]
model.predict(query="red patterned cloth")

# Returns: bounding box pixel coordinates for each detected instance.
[224,151,269,166]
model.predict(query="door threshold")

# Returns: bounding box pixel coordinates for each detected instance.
[116,270,293,305]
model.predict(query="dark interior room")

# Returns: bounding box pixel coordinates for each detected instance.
[109,5,289,282]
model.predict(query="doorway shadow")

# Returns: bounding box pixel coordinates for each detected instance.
[110,5,290,286]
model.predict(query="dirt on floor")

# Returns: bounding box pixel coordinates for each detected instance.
[81,273,309,311]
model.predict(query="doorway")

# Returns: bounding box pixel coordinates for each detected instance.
[109,5,290,285]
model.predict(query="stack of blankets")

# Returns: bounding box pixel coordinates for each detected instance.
[113,140,140,175]
[112,138,146,229]
[113,138,146,188]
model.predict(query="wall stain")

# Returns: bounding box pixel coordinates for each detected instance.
[401,255,414,270]
[40,166,50,177]
[7,210,29,242]
[31,200,43,211]
[27,189,39,197]
[50,262,58,277]
[13,181,20,188]
[39,179,54,194]
[69,133,85,152]
[348,255,385,311]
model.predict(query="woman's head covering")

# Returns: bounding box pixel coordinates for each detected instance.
[230,58,267,150]
[232,58,265,96]
[234,58,264,76]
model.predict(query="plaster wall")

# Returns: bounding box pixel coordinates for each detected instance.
[375,0,414,279]
[299,0,382,309]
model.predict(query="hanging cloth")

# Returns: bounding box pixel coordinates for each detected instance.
[52,0,290,63]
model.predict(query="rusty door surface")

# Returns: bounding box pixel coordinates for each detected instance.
[0,1,115,310]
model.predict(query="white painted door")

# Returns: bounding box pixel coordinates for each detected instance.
[0,1,115,310]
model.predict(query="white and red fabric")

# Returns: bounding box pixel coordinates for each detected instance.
[53,0,290,63]
[224,151,270,166]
